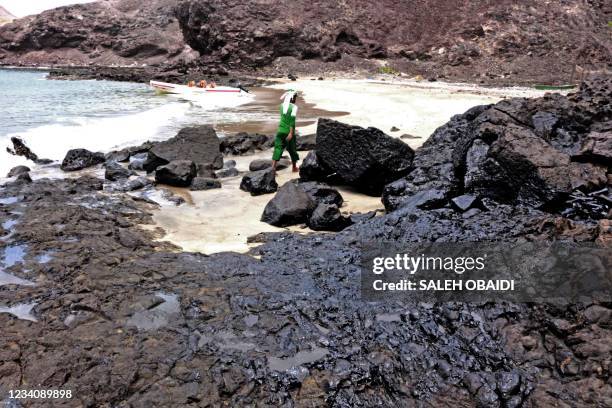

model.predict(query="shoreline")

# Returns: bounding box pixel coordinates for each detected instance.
[1,71,569,254]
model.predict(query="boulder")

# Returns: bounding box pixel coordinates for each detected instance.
[216,167,240,178]
[240,169,278,196]
[155,160,197,187]
[220,132,272,155]
[299,151,335,182]
[150,126,223,170]
[308,203,351,231]
[314,119,414,195]
[128,152,167,173]
[249,159,289,172]
[190,177,221,191]
[7,165,30,178]
[106,141,155,163]
[383,80,612,213]
[294,181,343,207]
[61,149,105,171]
[14,172,32,184]
[104,161,133,181]
[261,182,316,227]
[296,133,316,151]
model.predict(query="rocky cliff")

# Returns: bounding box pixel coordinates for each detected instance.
[0,0,610,83]
[176,0,611,83]
[0,0,195,66]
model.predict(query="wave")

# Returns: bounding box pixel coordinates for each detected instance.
[0,102,189,177]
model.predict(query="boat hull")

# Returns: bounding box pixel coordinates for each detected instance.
[149,80,246,96]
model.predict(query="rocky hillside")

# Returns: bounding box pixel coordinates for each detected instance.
[176,0,611,83]
[0,0,609,84]
[0,6,15,26]
[0,0,195,66]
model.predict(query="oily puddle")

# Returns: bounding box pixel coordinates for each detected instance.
[268,345,329,372]
[126,292,181,331]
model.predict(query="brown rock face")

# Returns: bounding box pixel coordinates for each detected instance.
[0,0,195,66]
[176,0,611,82]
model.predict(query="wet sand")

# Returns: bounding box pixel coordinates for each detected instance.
[215,86,348,135]
[151,150,383,254]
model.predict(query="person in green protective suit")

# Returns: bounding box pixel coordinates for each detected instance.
[272,90,300,173]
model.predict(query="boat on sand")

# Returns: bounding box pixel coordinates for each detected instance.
[150,80,250,96]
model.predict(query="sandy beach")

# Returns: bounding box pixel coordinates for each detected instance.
[150,78,556,254]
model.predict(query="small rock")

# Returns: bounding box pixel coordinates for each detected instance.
[128,152,167,173]
[390,126,400,132]
[261,181,316,226]
[308,203,351,231]
[7,166,30,178]
[190,177,221,191]
[496,371,520,397]
[249,159,289,172]
[155,160,197,187]
[104,161,132,181]
[215,167,240,178]
[240,168,278,196]
[61,148,106,171]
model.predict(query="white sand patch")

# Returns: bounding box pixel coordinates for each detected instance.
[272,78,556,149]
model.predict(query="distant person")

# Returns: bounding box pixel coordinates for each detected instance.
[272,90,300,173]
[187,80,195,87]
[209,81,216,88]
[198,80,207,88]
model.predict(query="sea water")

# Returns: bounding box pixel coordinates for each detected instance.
[0,69,253,176]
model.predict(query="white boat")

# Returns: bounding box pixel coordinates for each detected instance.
[149,80,249,96]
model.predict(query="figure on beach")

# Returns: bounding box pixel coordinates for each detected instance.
[272,90,300,173]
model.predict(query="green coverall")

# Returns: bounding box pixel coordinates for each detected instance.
[272,103,299,163]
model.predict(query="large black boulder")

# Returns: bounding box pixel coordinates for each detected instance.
[150,126,223,170]
[127,152,167,173]
[61,149,106,171]
[308,203,351,231]
[382,78,612,213]
[220,132,272,155]
[299,151,335,182]
[312,118,414,195]
[261,181,316,227]
[104,161,133,181]
[155,160,197,187]
[294,181,344,207]
[239,168,278,196]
